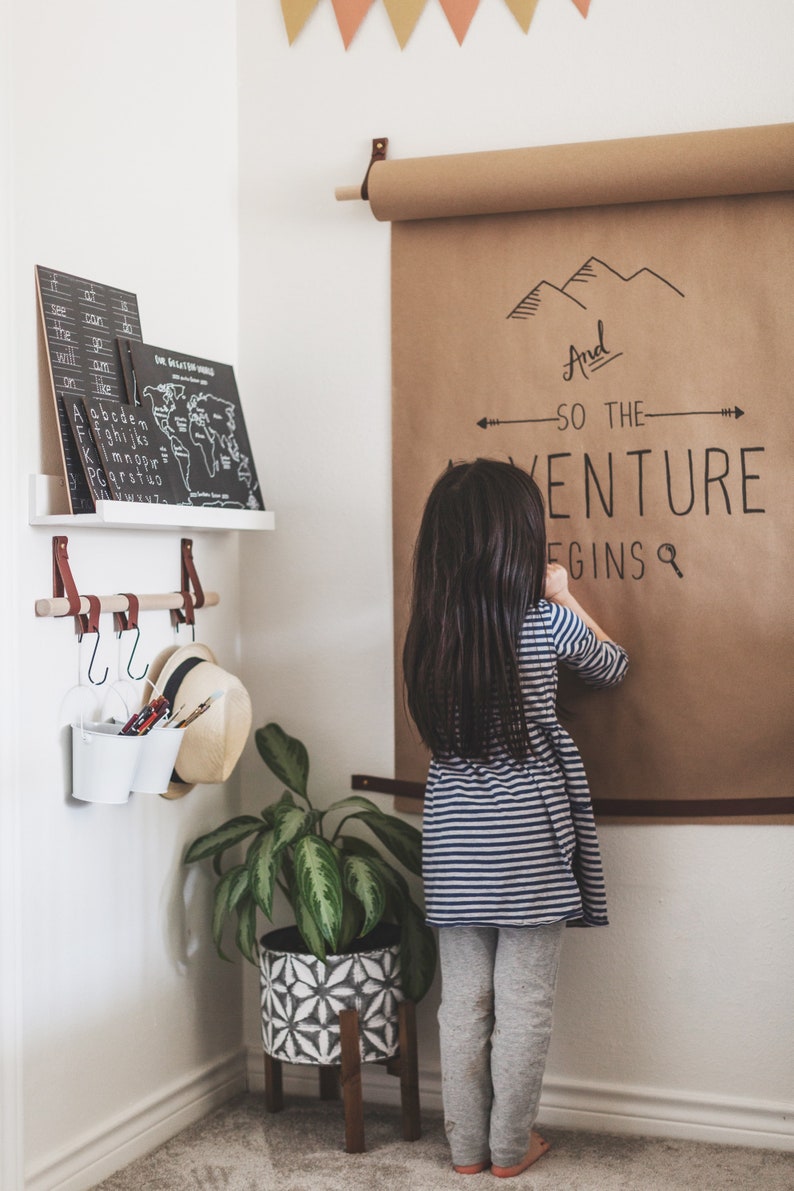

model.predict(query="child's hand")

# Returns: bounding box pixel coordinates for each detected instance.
[543,563,569,601]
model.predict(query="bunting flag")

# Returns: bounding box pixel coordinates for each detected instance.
[330,0,376,45]
[438,0,481,44]
[382,0,427,46]
[281,0,590,48]
[280,0,321,43]
[502,0,541,34]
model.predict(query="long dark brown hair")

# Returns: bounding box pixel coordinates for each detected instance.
[402,458,546,762]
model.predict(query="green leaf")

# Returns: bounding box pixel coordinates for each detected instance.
[279,848,295,894]
[211,864,248,961]
[343,855,387,937]
[248,830,279,918]
[293,887,327,963]
[255,723,309,801]
[235,894,259,966]
[337,888,363,953]
[371,857,412,917]
[293,835,343,947]
[336,834,382,861]
[397,901,437,1003]
[227,865,251,913]
[184,816,264,864]
[329,795,385,817]
[272,804,313,854]
[358,812,423,876]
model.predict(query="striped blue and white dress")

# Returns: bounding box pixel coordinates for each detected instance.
[422,600,628,930]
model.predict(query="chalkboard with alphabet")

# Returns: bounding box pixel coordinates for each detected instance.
[36,266,143,513]
[63,396,113,504]
[83,396,180,504]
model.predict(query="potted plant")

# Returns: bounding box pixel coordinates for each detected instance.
[185,722,437,1066]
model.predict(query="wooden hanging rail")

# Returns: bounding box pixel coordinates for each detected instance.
[35,590,220,619]
[36,536,218,623]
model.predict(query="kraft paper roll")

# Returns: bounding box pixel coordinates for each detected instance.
[366,123,794,222]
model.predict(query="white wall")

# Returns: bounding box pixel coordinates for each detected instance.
[1,3,25,1187]
[237,0,793,1152]
[3,3,251,1188]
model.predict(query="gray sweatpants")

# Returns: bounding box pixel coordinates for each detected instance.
[437,923,565,1169]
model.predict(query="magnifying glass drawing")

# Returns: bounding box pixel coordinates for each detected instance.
[657,543,683,578]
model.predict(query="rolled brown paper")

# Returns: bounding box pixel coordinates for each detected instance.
[366,123,794,222]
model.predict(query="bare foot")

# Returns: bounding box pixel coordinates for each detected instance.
[453,1160,490,1174]
[491,1131,550,1178]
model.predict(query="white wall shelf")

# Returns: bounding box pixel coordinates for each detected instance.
[29,475,275,532]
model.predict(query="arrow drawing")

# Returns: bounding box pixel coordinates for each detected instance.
[645,406,745,420]
[477,415,558,429]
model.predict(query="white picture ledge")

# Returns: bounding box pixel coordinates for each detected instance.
[28,475,275,532]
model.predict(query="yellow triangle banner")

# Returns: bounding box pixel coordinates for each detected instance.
[280,0,322,43]
[382,0,427,47]
[502,0,541,34]
[281,0,589,48]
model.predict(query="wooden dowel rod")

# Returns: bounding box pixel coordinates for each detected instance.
[35,591,220,618]
[335,185,363,201]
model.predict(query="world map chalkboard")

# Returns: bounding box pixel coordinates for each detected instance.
[129,342,264,509]
[36,266,143,513]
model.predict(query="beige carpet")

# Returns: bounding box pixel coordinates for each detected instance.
[92,1092,794,1191]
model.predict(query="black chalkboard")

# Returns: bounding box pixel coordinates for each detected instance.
[36,266,143,513]
[82,396,180,504]
[64,396,113,503]
[129,342,264,510]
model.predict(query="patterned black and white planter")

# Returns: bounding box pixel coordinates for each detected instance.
[259,923,404,1066]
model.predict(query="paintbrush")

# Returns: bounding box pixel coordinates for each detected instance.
[173,690,224,729]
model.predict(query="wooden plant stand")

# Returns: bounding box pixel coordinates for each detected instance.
[264,998,421,1154]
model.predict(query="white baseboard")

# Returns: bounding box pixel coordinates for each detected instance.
[539,1076,794,1152]
[245,1046,793,1153]
[26,1050,248,1191]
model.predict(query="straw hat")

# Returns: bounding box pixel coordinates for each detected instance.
[146,643,252,799]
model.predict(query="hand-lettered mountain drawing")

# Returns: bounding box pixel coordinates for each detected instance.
[507,256,684,320]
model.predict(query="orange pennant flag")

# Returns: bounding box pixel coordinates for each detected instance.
[502,0,540,33]
[382,0,428,46]
[569,0,591,15]
[438,0,480,44]
[280,0,322,42]
[330,0,376,46]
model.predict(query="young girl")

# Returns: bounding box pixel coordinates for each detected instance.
[403,459,628,1179]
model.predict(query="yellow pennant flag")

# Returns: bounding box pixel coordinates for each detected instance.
[382,0,427,47]
[280,0,322,43]
[502,0,540,34]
